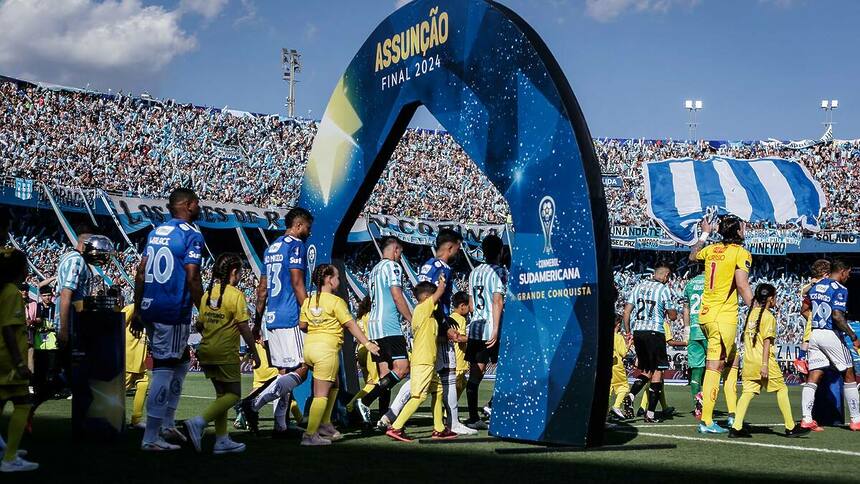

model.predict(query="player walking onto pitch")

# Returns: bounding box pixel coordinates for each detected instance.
[184,253,260,454]
[299,264,379,446]
[465,234,507,430]
[683,266,707,417]
[688,215,753,434]
[622,261,677,423]
[800,260,860,431]
[242,208,313,437]
[132,188,205,451]
[796,259,831,376]
[728,283,810,438]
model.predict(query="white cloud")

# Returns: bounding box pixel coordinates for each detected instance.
[179,0,229,19]
[0,0,199,88]
[585,0,698,22]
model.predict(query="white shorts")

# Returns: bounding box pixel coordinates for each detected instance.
[148,322,190,361]
[808,329,854,372]
[267,326,305,370]
[435,341,455,372]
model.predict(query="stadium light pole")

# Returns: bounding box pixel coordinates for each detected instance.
[282,48,302,117]
[821,99,838,131]
[685,99,703,141]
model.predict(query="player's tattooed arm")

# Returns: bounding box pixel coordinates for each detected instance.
[487,292,504,349]
[621,303,633,339]
[688,218,713,261]
[186,263,203,310]
[832,309,859,348]
[390,285,412,323]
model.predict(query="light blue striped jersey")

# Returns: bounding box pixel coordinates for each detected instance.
[367,259,403,340]
[627,279,675,333]
[54,250,92,331]
[467,263,507,340]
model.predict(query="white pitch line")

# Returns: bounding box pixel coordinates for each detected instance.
[621,430,860,457]
[628,423,785,428]
[182,394,216,400]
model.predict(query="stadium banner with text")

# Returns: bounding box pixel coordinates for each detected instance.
[102,194,291,233]
[294,0,614,446]
[602,175,623,188]
[348,214,508,246]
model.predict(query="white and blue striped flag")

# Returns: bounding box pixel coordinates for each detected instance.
[644,156,826,245]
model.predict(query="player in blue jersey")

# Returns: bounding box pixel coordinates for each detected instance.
[358,237,413,419]
[622,261,677,423]
[465,234,506,430]
[131,188,204,451]
[241,207,312,437]
[800,259,860,432]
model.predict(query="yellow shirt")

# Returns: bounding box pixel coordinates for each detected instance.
[196,284,250,365]
[357,313,369,334]
[451,312,468,372]
[741,307,776,379]
[410,298,438,366]
[696,243,752,324]
[123,304,147,374]
[0,282,28,385]
[300,292,353,347]
[800,282,814,343]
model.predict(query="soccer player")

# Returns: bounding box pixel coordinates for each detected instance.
[801,259,860,431]
[450,291,470,398]
[185,253,260,454]
[683,267,707,417]
[729,283,810,438]
[359,237,413,416]
[386,277,456,442]
[242,207,313,437]
[796,259,831,375]
[345,296,376,420]
[622,261,677,423]
[299,264,379,446]
[55,223,98,350]
[465,234,507,430]
[131,187,205,451]
[0,248,38,472]
[609,317,634,420]
[688,215,753,434]
[123,301,148,429]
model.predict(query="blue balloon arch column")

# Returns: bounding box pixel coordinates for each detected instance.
[296,0,614,447]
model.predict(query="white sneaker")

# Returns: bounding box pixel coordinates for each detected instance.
[300,432,332,446]
[357,400,371,423]
[0,456,39,473]
[376,414,392,431]
[213,438,246,454]
[184,417,205,453]
[141,438,181,452]
[161,426,188,444]
[451,421,479,435]
[318,423,343,441]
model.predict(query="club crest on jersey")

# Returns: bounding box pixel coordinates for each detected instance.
[539,195,556,254]
[155,226,175,236]
[269,242,282,252]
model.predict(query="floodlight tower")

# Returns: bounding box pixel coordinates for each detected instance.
[282,48,302,117]
[821,99,838,131]
[685,99,703,141]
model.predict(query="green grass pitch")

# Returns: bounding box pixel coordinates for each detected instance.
[2,375,859,483]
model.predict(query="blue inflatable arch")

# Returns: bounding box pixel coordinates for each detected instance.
[297,0,614,446]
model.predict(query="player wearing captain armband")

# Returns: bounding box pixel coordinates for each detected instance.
[800,260,860,432]
[184,253,260,454]
[688,215,753,434]
[728,283,810,438]
[131,188,205,451]
[298,264,379,446]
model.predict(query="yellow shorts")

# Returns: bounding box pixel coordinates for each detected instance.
[304,341,340,382]
[202,363,241,383]
[357,346,379,385]
[0,385,31,401]
[125,371,148,391]
[410,364,441,399]
[701,320,738,361]
[741,359,785,393]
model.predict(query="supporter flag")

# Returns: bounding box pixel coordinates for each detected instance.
[14,178,33,200]
[644,156,826,245]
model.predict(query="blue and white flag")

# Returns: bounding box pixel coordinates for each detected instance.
[14,178,33,200]
[644,156,826,245]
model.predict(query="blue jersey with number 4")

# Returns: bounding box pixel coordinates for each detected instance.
[418,257,453,315]
[140,219,204,326]
[809,278,848,331]
[264,235,306,330]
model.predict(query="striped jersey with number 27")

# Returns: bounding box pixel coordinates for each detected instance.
[468,263,507,340]
[627,280,674,333]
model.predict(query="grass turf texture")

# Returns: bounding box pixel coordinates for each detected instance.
[2,375,859,483]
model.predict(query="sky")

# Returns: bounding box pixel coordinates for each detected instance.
[0,0,857,140]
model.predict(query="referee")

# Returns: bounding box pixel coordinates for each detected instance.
[622,262,678,423]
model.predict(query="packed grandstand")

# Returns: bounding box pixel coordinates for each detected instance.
[3,74,860,376]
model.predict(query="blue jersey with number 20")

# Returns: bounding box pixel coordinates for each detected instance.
[140,218,204,326]
[264,235,306,330]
